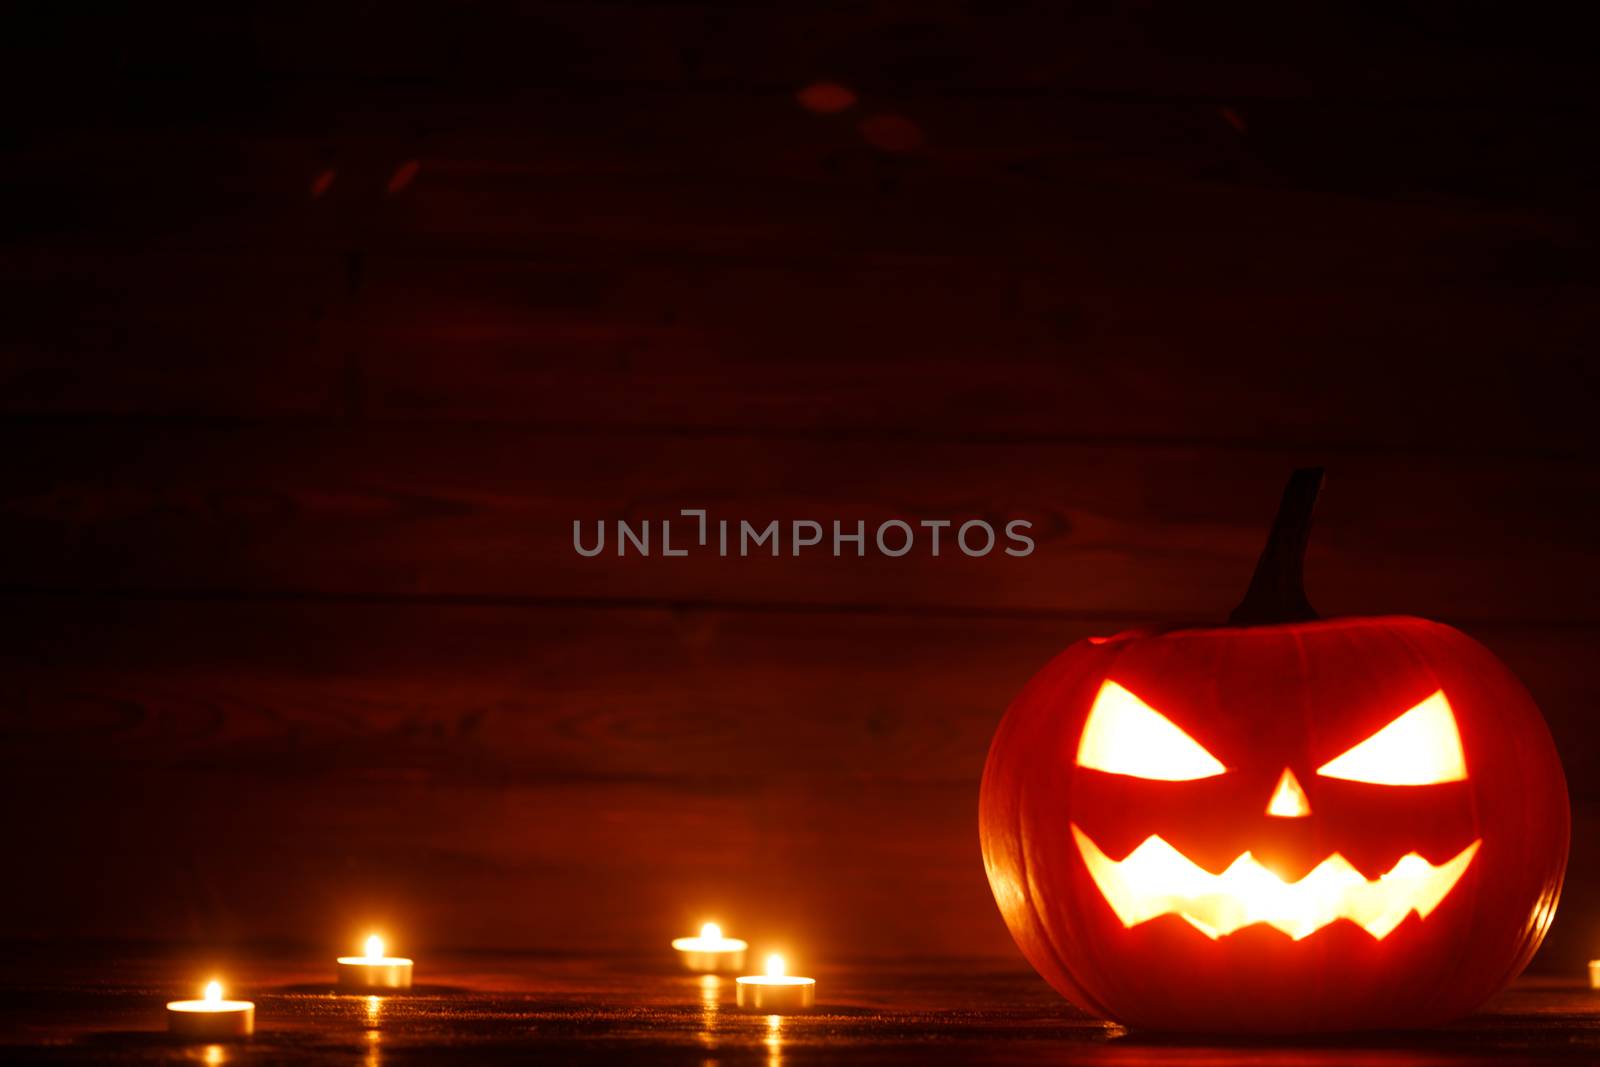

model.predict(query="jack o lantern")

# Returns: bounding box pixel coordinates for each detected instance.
[979,469,1568,1032]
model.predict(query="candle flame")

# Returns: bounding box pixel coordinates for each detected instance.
[700,922,722,940]
[765,954,785,978]
[204,980,223,1004]
[365,935,385,960]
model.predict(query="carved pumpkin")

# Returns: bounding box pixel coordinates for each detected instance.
[979,470,1568,1032]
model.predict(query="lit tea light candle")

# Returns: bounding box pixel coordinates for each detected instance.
[672,922,748,974]
[1589,959,1600,989]
[337,935,414,991]
[736,954,815,1013]
[166,980,255,1039]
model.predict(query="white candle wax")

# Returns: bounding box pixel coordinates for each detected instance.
[337,935,414,991]
[672,922,748,974]
[166,981,255,1039]
[735,954,815,1013]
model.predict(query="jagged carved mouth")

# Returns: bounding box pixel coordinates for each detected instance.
[1072,825,1480,941]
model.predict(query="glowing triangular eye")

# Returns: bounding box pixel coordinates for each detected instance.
[1316,690,1466,785]
[1077,681,1226,780]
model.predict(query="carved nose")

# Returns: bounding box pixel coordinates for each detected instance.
[1266,767,1312,818]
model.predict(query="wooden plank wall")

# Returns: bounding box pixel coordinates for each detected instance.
[2,3,1598,970]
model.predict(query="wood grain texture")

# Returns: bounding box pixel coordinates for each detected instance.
[3,427,1598,625]
[12,9,1583,448]
[1,0,1597,986]
[2,950,1600,1065]
[3,598,1598,968]
[3,88,1596,447]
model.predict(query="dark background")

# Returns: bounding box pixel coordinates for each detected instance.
[1,2,1597,973]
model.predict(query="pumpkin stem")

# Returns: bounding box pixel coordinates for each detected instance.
[1228,467,1324,626]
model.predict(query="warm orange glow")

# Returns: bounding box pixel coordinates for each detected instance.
[673,923,748,953]
[337,935,412,973]
[1317,691,1466,785]
[1077,681,1226,780]
[1073,825,1479,940]
[1266,768,1312,818]
[167,980,252,1017]
[736,953,815,1003]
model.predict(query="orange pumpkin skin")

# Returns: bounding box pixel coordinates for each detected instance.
[979,614,1569,1032]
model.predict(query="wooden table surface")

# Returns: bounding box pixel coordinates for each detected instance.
[4,949,1600,1065]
